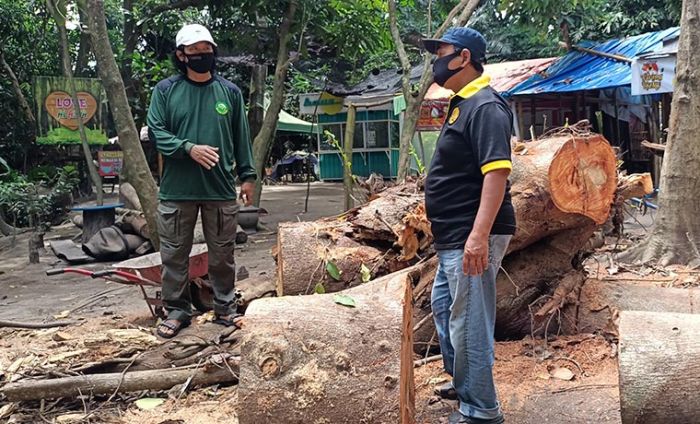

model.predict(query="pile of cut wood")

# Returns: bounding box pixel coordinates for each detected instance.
[240,126,654,423]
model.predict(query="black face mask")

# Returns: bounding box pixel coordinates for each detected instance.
[184,52,215,73]
[432,52,464,87]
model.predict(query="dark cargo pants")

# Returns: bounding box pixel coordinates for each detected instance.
[157,200,239,322]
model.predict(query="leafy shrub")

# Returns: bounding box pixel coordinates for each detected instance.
[0,166,79,229]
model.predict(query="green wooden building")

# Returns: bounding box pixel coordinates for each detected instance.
[300,92,402,180]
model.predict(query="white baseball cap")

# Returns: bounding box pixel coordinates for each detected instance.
[176,24,217,47]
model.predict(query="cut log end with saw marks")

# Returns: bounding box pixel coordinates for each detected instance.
[548,134,618,225]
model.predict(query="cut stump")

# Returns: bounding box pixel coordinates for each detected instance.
[239,268,416,424]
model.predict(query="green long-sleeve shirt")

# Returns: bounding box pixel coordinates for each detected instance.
[147,74,257,201]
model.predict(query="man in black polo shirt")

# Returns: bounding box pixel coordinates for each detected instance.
[422,27,516,424]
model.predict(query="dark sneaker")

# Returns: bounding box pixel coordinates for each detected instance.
[434,382,458,400]
[448,411,505,424]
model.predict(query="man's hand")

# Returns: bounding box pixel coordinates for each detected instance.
[463,233,489,276]
[189,145,219,170]
[239,181,255,206]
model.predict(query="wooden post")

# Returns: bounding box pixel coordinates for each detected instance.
[517,100,525,141]
[343,104,356,211]
[619,311,700,423]
[529,97,536,139]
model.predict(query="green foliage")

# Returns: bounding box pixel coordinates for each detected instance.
[500,0,681,44]
[360,263,371,283]
[36,127,108,145]
[326,260,342,281]
[0,156,9,176]
[0,165,79,229]
[333,294,357,308]
[409,145,425,175]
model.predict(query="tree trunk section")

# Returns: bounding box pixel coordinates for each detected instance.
[84,0,160,250]
[343,104,356,211]
[239,268,415,424]
[619,0,700,266]
[252,0,298,206]
[618,311,700,423]
[508,133,617,252]
[561,280,700,336]
[28,232,44,264]
[0,50,36,126]
[247,64,267,144]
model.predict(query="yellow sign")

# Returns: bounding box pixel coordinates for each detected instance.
[448,107,460,125]
[301,92,344,115]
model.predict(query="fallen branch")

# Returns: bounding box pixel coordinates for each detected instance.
[0,320,78,329]
[414,354,442,368]
[1,360,239,402]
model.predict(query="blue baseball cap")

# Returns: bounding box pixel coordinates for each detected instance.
[422,27,487,63]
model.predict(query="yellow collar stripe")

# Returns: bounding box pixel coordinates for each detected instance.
[452,75,492,100]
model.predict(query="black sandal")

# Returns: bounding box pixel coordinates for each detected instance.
[434,382,458,400]
[213,313,243,328]
[156,319,190,339]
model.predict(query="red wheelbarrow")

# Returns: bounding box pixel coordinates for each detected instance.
[46,244,214,318]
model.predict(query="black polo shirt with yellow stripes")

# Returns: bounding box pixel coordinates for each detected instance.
[425,75,516,251]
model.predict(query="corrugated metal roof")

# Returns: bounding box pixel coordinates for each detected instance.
[506,27,680,96]
[424,57,557,100]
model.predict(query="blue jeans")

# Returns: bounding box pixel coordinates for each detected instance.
[431,235,512,419]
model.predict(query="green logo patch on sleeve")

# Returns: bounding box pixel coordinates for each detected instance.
[215,101,229,115]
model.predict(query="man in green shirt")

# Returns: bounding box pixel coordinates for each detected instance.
[147,24,257,338]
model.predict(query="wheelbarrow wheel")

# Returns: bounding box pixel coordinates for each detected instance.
[190,281,214,313]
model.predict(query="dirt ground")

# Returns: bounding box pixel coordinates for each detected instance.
[0,183,345,323]
[0,183,662,423]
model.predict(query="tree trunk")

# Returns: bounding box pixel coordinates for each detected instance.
[74,4,91,76]
[28,232,44,264]
[274,130,643,340]
[618,311,700,423]
[619,0,700,267]
[83,0,160,250]
[388,0,481,181]
[277,132,619,296]
[49,0,104,206]
[247,64,267,144]
[0,210,22,236]
[252,0,298,206]
[239,268,415,424]
[0,361,239,402]
[343,104,356,211]
[0,50,36,126]
[561,280,700,336]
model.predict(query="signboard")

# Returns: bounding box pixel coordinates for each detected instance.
[417,100,448,131]
[34,76,109,145]
[98,151,123,177]
[299,92,345,115]
[631,55,676,96]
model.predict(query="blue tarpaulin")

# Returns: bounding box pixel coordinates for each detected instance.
[506,27,679,96]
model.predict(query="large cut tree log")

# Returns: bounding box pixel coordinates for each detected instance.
[559,279,700,335]
[1,360,239,402]
[276,131,618,297]
[618,311,700,423]
[239,268,415,424]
